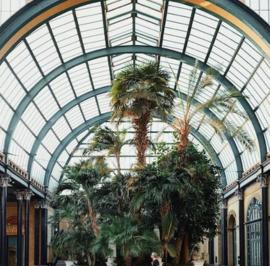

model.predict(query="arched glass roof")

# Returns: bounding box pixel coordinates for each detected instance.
[0,0,270,191]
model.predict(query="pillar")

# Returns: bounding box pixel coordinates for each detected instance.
[257,174,269,266]
[208,239,214,266]
[0,175,10,266]
[23,189,33,266]
[34,201,41,266]
[14,190,24,266]
[40,200,48,266]
[235,188,244,266]
[221,199,228,266]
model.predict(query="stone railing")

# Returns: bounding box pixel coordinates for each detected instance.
[31,178,45,191]
[242,162,260,177]
[226,179,237,189]
[8,160,29,179]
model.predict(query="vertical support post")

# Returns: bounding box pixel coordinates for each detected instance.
[34,201,41,266]
[257,174,269,266]
[235,187,244,266]
[221,199,228,266]
[41,200,48,266]
[0,175,10,266]
[23,190,33,266]
[14,191,24,266]
[209,239,214,266]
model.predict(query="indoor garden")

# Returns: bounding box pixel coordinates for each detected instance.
[49,61,253,266]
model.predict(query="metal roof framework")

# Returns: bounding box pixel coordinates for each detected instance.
[1,0,270,190]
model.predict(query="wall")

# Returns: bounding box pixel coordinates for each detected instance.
[7,202,35,266]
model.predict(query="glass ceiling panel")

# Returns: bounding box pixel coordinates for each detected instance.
[163,2,191,53]
[6,41,42,90]
[67,64,93,96]
[9,140,29,169]
[49,11,83,62]
[76,3,106,53]
[186,10,219,62]
[0,61,25,109]
[21,103,46,136]
[31,161,46,184]
[26,24,62,75]
[35,144,51,169]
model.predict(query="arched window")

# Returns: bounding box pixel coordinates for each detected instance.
[246,198,262,266]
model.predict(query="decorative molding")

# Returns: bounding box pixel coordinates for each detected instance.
[234,188,243,200]
[220,199,227,209]
[33,201,42,209]
[14,190,24,201]
[40,199,49,209]
[0,174,11,187]
[22,189,33,200]
[256,173,268,188]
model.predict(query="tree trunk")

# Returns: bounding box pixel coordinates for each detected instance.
[182,232,189,265]
[124,255,132,266]
[88,202,99,237]
[132,111,151,167]
[175,236,184,264]
[86,253,92,266]
[178,129,189,153]
[161,202,170,263]
[115,153,121,174]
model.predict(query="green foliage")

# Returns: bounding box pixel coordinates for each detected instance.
[109,61,176,125]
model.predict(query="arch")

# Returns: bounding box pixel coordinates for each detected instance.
[3,46,265,168]
[1,0,270,60]
[27,86,241,181]
[44,112,226,187]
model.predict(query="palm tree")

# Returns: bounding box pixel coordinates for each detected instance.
[169,61,254,155]
[61,161,110,237]
[96,216,161,266]
[83,126,132,174]
[109,61,176,167]
[131,165,179,263]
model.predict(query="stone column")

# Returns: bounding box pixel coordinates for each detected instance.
[234,188,244,266]
[14,190,24,266]
[208,239,214,266]
[34,201,41,266]
[220,199,228,266]
[257,173,269,266]
[23,189,33,266]
[40,200,48,266]
[0,175,11,266]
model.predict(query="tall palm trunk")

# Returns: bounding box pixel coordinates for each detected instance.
[115,151,121,174]
[132,111,151,167]
[161,201,170,263]
[88,202,99,237]
[175,236,184,264]
[124,245,132,266]
[178,127,190,153]
[180,232,189,265]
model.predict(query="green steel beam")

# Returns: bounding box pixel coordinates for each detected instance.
[27,86,110,176]
[27,85,242,181]
[44,113,111,186]
[2,0,270,65]
[4,45,266,168]
[49,112,226,187]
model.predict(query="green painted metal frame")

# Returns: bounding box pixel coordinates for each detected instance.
[2,0,270,65]
[46,112,226,187]
[27,85,242,182]
[3,46,266,169]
